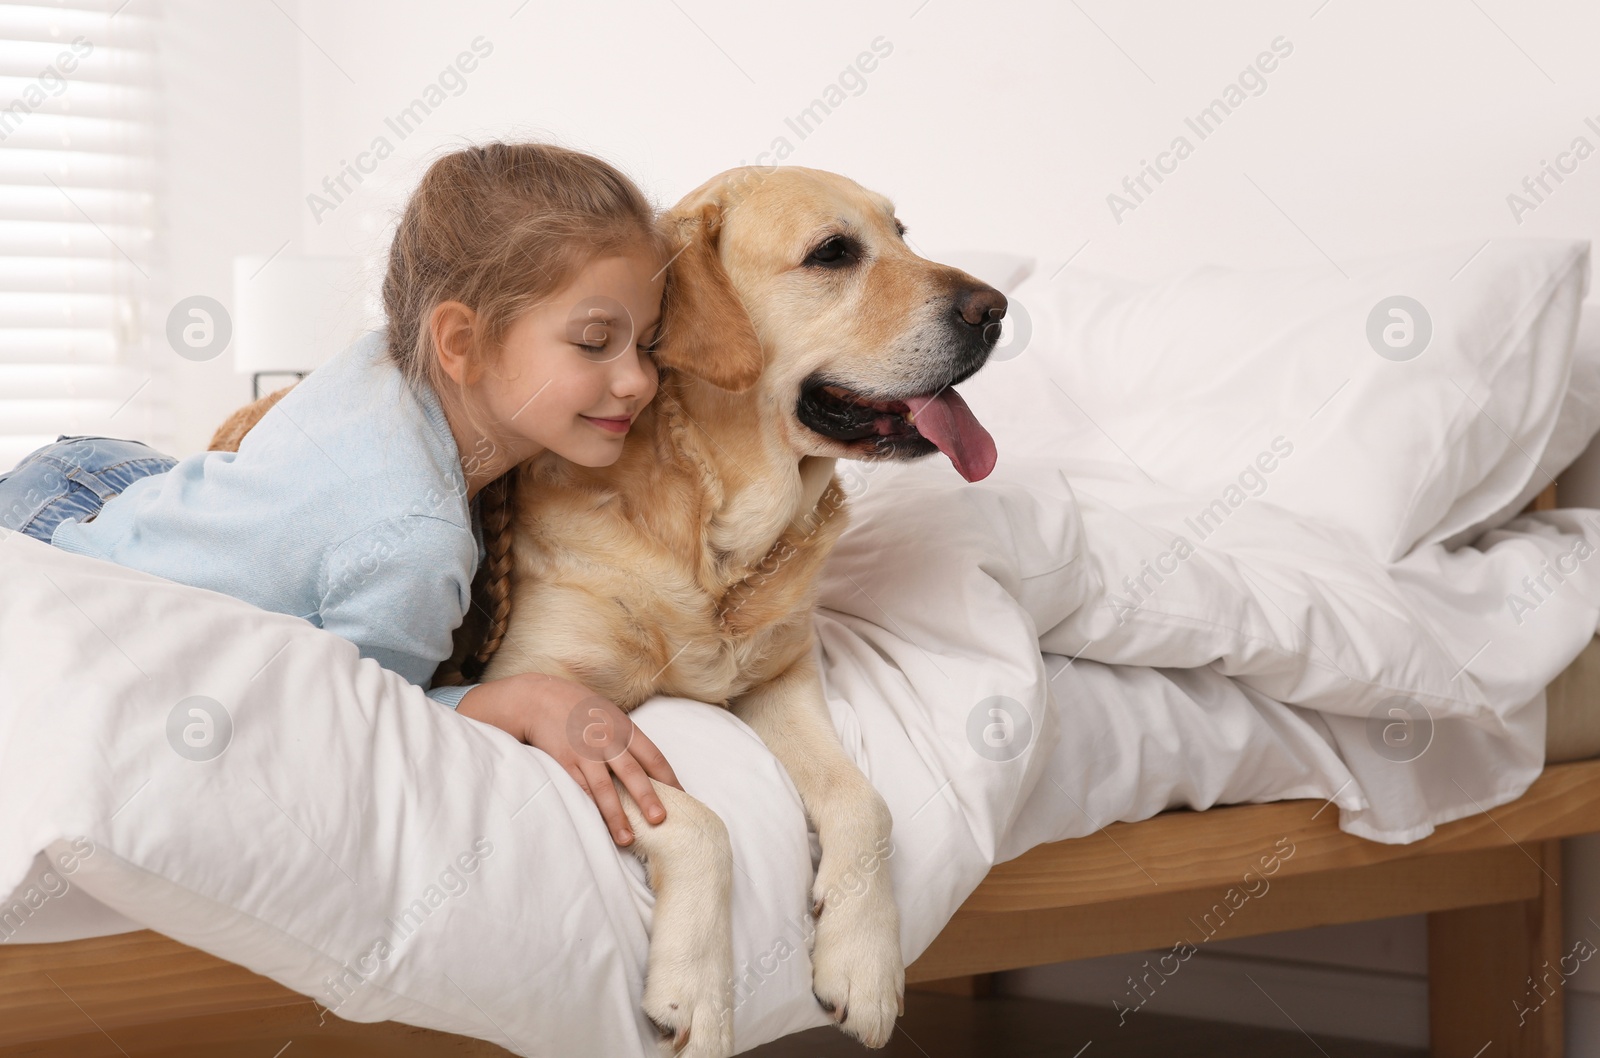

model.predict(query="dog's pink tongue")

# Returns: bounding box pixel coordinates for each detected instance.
[904,389,997,482]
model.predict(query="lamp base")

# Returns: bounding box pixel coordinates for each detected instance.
[252,371,308,401]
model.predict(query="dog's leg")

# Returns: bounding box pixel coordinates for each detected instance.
[732,648,903,1048]
[615,776,737,1058]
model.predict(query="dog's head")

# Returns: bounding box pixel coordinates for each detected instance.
[652,166,1004,482]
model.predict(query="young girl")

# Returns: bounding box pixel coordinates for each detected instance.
[0,141,680,848]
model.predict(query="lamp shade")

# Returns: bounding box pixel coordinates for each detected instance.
[231,254,373,374]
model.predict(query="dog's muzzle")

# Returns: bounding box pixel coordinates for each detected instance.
[795,282,1006,482]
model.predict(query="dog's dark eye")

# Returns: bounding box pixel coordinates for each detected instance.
[894,219,907,237]
[805,235,858,269]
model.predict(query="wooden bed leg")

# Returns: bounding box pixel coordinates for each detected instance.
[1428,839,1564,1058]
[907,974,995,998]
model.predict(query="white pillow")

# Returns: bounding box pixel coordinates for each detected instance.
[971,239,1591,561]
[1552,305,1600,509]
[1446,298,1600,546]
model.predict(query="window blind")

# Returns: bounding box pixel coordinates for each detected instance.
[0,0,158,471]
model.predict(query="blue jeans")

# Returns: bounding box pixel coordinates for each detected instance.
[0,435,177,544]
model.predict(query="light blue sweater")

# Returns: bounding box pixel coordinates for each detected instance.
[51,330,483,709]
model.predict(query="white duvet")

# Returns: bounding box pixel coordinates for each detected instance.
[5,238,1600,1056]
[4,453,1599,1055]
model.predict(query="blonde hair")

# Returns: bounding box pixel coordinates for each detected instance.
[386,140,672,681]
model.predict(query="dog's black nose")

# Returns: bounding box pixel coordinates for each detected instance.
[955,285,1008,333]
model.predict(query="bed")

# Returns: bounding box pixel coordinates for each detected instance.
[2,237,1598,1057]
[4,665,1591,1058]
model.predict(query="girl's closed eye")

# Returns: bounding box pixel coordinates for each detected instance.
[566,305,628,361]
[572,320,610,352]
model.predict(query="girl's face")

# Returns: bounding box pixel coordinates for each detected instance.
[473,252,664,470]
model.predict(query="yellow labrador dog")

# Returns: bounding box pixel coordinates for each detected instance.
[484,166,1003,1054]
[216,166,1005,1056]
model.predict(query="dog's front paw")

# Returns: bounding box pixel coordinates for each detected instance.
[809,879,904,1048]
[642,954,735,1058]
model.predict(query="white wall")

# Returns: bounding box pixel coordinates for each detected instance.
[284,0,1600,274]
[152,0,301,455]
[154,0,1600,1047]
[156,2,1600,437]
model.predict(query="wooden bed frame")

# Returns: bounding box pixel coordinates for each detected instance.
[0,485,1580,1057]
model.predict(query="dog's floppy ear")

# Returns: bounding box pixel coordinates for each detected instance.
[653,202,764,392]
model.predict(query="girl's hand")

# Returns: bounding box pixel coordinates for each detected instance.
[455,672,682,847]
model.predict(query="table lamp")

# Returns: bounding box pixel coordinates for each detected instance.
[231,254,373,399]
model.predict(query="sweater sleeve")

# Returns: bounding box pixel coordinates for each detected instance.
[425,683,477,710]
[316,515,478,699]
